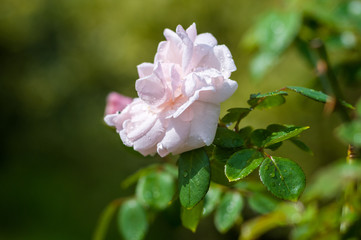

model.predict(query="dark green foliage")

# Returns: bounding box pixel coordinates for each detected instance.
[178,148,211,209]
[221,108,251,124]
[214,127,245,148]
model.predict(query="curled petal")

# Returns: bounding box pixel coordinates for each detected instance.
[137,62,154,78]
[195,33,218,47]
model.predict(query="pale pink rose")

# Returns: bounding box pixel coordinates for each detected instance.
[104,92,133,115]
[105,23,237,157]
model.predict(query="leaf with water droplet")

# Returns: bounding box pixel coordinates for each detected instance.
[214,191,243,233]
[178,148,211,209]
[225,149,264,182]
[259,157,306,201]
[263,126,309,147]
[118,199,148,240]
[136,171,175,210]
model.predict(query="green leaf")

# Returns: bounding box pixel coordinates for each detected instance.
[163,163,178,178]
[255,11,302,54]
[286,86,329,103]
[250,129,271,147]
[248,192,279,214]
[181,200,204,232]
[248,91,287,109]
[221,108,251,124]
[118,199,148,240]
[225,149,264,182]
[245,11,301,80]
[286,86,354,109]
[202,185,222,217]
[304,162,361,201]
[213,127,244,148]
[210,157,235,187]
[211,147,238,186]
[290,138,313,155]
[259,157,306,201]
[178,148,211,209]
[337,120,361,147]
[266,124,287,132]
[263,126,309,147]
[212,146,237,163]
[214,191,243,233]
[136,171,175,210]
[238,126,253,140]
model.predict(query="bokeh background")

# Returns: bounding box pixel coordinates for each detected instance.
[1,0,361,239]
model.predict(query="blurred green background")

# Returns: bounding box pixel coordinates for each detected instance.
[1,0,360,239]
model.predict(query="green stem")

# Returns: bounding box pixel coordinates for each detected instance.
[93,198,126,240]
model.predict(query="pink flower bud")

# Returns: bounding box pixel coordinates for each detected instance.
[104,92,133,115]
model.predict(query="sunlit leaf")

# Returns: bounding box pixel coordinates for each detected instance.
[286,86,329,102]
[202,185,222,217]
[118,199,148,240]
[214,191,243,233]
[181,200,204,232]
[136,171,175,210]
[287,86,354,109]
[221,108,251,124]
[225,149,264,182]
[213,127,244,148]
[263,126,309,147]
[178,148,211,209]
[259,157,306,201]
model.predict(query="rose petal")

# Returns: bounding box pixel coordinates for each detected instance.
[135,64,166,105]
[186,101,220,146]
[186,23,197,42]
[157,117,191,157]
[137,62,154,78]
[133,118,166,156]
[213,45,237,78]
[194,33,218,47]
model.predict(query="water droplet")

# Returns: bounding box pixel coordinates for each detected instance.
[270,172,275,178]
[183,172,188,177]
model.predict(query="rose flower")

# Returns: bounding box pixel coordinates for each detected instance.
[105,23,237,157]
